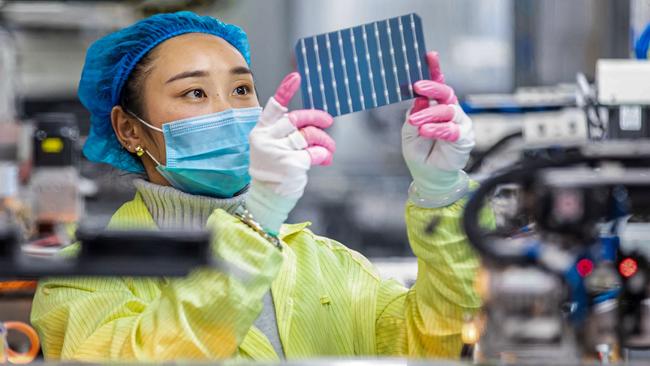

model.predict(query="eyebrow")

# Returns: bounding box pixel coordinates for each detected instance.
[165,67,253,84]
[166,70,209,84]
[230,66,253,76]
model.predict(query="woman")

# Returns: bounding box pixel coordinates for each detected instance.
[31,11,491,361]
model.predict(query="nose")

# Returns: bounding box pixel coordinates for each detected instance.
[210,94,232,113]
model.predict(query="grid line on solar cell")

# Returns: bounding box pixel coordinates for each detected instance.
[410,14,425,80]
[299,38,313,109]
[374,22,390,104]
[386,19,400,102]
[337,31,353,113]
[313,39,327,113]
[398,17,414,97]
[325,34,341,116]
[362,26,378,108]
[349,29,364,110]
[295,13,428,117]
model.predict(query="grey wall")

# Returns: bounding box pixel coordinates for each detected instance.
[291,0,514,96]
[515,0,630,87]
[200,0,294,102]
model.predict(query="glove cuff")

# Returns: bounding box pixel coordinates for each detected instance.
[408,169,469,208]
[245,182,299,236]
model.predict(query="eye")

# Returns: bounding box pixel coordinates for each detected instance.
[233,85,251,96]
[184,89,206,99]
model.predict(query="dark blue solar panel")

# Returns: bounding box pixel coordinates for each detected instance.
[295,13,429,117]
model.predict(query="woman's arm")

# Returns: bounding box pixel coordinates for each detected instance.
[374,195,494,358]
[31,209,283,361]
[375,51,493,358]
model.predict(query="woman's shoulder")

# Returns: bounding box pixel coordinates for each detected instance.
[281,224,381,282]
[107,192,157,230]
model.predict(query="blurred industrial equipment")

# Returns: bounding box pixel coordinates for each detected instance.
[30,113,81,235]
[0,111,212,278]
[0,320,39,364]
[464,141,650,363]
[460,54,650,364]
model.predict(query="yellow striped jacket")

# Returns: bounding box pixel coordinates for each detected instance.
[31,192,491,361]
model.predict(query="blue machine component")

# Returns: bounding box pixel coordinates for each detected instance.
[295,13,430,117]
[599,235,620,263]
[635,22,650,59]
[566,232,622,322]
[565,262,589,324]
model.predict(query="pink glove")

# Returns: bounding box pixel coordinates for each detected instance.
[266,72,335,166]
[408,52,460,141]
[402,52,475,208]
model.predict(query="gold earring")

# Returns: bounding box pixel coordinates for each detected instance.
[135,145,145,157]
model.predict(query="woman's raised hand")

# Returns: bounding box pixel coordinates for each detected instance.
[401,52,475,208]
[246,72,336,234]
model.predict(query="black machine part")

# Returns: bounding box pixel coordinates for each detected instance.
[32,112,79,167]
[76,228,212,277]
[529,167,650,243]
[0,227,212,278]
[463,141,650,267]
[606,105,650,140]
[618,252,650,349]
[0,225,18,260]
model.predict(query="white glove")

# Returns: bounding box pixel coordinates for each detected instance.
[247,72,335,235]
[402,52,475,208]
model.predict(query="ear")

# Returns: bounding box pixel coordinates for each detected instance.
[111,105,142,154]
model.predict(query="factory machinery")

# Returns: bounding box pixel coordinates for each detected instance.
[459,59,650,364]
[0,113,211,278]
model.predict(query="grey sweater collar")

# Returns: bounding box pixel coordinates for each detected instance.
[133,179,245,231]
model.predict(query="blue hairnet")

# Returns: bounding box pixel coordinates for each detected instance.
[79,11,251,173]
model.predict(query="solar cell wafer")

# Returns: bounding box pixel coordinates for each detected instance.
[295,13,429,117]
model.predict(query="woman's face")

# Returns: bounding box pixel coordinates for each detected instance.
[112,33,259,186]
[143,33,259,125]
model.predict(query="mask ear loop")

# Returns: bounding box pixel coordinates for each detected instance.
[143,149,163,167]
[126,110,164,166]
[126,109,163,132]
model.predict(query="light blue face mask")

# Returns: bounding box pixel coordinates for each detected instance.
[131,106,262,198]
